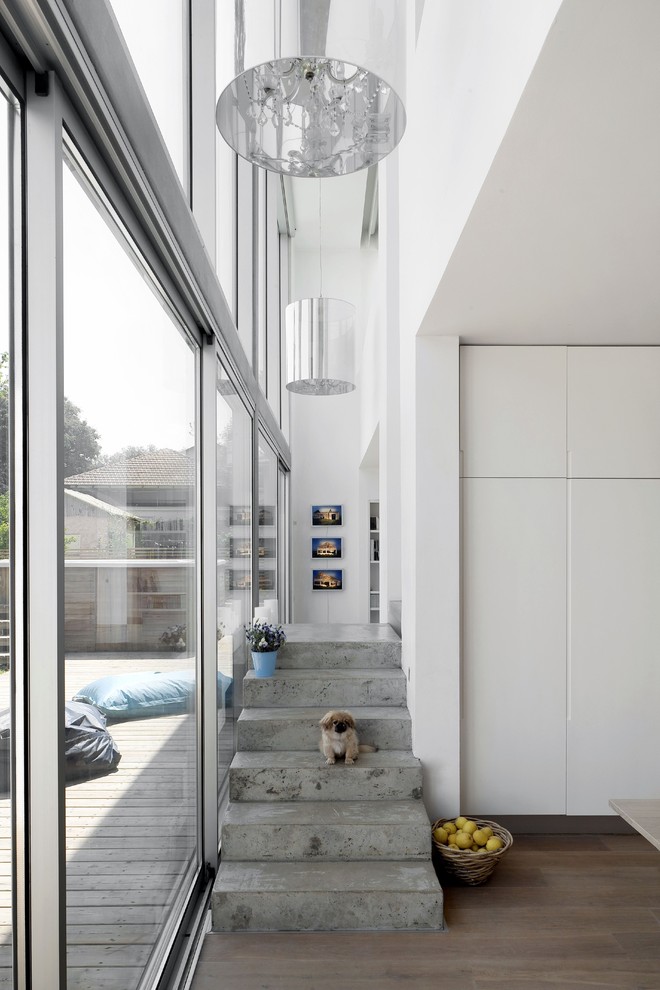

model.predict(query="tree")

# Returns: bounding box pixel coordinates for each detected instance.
[0,352,102,489]
[62,397,102,477]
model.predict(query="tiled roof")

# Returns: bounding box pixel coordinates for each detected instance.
[64,449,195,487]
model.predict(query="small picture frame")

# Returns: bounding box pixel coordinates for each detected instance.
[312,537,342,559]
[312,569,343,590]
[312,504,343,526]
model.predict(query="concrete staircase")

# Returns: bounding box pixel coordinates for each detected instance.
[211,624,444,932]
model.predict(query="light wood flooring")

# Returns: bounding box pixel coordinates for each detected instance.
[0,654,201,990]
[191,834,660,990]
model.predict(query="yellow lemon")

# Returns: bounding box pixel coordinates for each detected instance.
[477,847,488,854]
[443,821,457,834]
[455,831,473,850]
[454,816,467,829]
[433,827,448,845]
[481,826,493,838]
[462,820,478,836]
[472,829,489,846]
[471,843,480,851]
[486,836,504,852]
[447,833,457,845]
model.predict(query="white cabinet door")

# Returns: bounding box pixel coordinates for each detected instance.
[567,480,660,815]
[568,347,660,478]
[460,346,566,478]
[462,478,567,814]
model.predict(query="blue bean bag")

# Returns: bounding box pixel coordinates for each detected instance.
[72,669,233,721]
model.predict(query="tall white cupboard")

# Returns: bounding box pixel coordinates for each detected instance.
[460,346,660,816]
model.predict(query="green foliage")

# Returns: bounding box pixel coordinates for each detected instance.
[0,352,103,488]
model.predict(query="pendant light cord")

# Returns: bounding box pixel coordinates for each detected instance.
[319,178,323,298]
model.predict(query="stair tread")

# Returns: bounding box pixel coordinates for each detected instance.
[215,859,440,893]
[282,623,400,646]
[231,750,420,770]
[239,706,410,722]
[224,799,430,826]
[245,668,405,681]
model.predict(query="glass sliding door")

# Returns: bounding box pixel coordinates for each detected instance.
[62,151,200,990]
[0,77,20,988]
[216,366,252,804]
[258,434,278,617]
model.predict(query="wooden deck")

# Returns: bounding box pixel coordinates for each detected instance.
[0,654,204,990]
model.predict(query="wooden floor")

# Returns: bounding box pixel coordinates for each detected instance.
[191,834,660,990]
[0,654,201,990]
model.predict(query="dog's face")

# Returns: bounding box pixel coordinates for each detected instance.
[320,710,356,735]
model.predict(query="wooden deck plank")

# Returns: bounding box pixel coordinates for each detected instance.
[0,654,208,990]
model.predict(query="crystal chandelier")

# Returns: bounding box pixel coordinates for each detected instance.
[216,55,406,178]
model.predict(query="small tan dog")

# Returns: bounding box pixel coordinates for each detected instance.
[319,710,378,765]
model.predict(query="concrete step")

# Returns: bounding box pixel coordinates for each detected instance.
[221,799,432,862]
[243,667,407,709]
[211,860,444,932]
[229,750,424,802]
[237,706,411,752]
[279,624,401,669]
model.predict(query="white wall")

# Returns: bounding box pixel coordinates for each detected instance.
[399,0,562,341]
[289,243,379,623]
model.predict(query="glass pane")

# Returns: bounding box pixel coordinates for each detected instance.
[109,0,189,190]
[63,156,199,989]
[216,366,251,803]
[215,0,236,318]
[258,435,278,615]
[0,84,19,988]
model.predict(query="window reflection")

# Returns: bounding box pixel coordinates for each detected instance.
[217,368,251,801]
[0,83,18,987]
[258,435,278,616]
[63,155,198,990]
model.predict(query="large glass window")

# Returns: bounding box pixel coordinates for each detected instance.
[258,435,278,615]
[0,78,19,989]
[62,153,199,989]
[109,0,190,191]
[216,367,252,803]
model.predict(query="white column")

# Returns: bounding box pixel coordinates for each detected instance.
[401,335,461,818]
[25,72,66,988]
[378,153,402,621]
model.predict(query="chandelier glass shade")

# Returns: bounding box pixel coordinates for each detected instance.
[216,55,405,178]
[286,297,356,394]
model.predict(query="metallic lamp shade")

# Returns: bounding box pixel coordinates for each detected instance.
[215,1,406,178]
[285,298,356,395]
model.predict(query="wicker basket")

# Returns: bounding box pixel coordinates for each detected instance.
[431,817,513,885]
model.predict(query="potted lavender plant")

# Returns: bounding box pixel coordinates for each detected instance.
[244,618,287,677]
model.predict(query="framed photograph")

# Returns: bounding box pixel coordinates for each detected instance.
[226,568,275,591]
[312,504,343,526]
[229,505,251,526]
[259,505,276,526]
[229,537,276,559]
[312,569,343,590]
[312,537,342,559]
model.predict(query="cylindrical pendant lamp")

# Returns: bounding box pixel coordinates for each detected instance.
[216,0,406,177]
[286,297,355,394]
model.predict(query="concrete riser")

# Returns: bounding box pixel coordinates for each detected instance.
[222,822,431,862]
[237,713,411,752]
[278,644,401,669]
[243,672,407,708]
[229,765,423,803]
[212,891,443,932]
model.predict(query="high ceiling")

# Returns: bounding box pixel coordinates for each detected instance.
[421,0,660,344]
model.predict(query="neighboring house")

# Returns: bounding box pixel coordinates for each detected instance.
[65,447,195,554]
[63,450,195,651]
[64,488,140,555]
